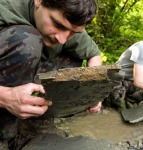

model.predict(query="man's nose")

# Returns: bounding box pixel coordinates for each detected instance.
[55,30,71,45]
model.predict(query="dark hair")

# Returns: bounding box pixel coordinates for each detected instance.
[41,0,97,26]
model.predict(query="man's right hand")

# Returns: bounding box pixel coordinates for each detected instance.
[0,83,52,119]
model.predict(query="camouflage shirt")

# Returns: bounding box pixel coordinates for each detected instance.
[0,0,100,60]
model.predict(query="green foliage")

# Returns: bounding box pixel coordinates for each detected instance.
[86,0,143,64]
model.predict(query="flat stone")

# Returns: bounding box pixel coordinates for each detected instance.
[38,65,122,118]
[121,105,143,123]
[22,134,124,150]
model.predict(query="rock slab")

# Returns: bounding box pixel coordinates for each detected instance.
[121,105,143,123]
[22,134,124,150]
[39,65,122,118]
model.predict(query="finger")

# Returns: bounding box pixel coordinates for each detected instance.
[89,107,100,113]
[19,105,48,116]
[89,105,101,111]
[17,105,49,119]
[88,101,102,112]
[20,96,52,106]
[32,97,52,106]
[17,113,38,119]
[34,84,45,94]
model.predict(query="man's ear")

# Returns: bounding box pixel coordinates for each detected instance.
[34,0,42,8]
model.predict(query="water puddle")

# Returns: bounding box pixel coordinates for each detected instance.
[56,109,143,143]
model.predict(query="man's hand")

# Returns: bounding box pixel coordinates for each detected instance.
[0,83,52,119]
[88,101,102,113]
[87,55,102,113]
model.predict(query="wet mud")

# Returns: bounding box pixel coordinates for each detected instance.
[56,109,143,143]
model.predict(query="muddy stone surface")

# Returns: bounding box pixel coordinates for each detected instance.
[1,109,143,150]
[39,64,121,81]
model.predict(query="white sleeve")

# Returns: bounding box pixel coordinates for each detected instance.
[130,41,143,65]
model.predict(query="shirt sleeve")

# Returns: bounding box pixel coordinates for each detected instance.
[62,29,101,59]
[130,41,143,65]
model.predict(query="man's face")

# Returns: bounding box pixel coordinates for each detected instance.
[34,0,85,47]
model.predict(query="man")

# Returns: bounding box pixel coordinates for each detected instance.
[117,41,143,107]
[0,0,102,119]
[117,41,143,87]
[105,41,143,110]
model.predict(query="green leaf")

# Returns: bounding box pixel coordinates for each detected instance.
[32,92,40,96]
[82,59,87,67]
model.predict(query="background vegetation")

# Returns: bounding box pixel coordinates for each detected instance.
[86,0,143,64]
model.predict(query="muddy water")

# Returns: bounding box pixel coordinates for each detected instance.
[56,109,143,143]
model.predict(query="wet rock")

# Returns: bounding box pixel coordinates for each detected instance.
[121,105,143,123]
[0,141,9,150]
[21,134,125,150]
[9,118,68,150]
[38,65,122,118]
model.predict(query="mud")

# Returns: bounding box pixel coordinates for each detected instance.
[56,109,143,143]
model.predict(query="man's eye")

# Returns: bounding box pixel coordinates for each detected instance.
[54,23,60,28]
[70,32,76,36]
[54,22,67,31]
